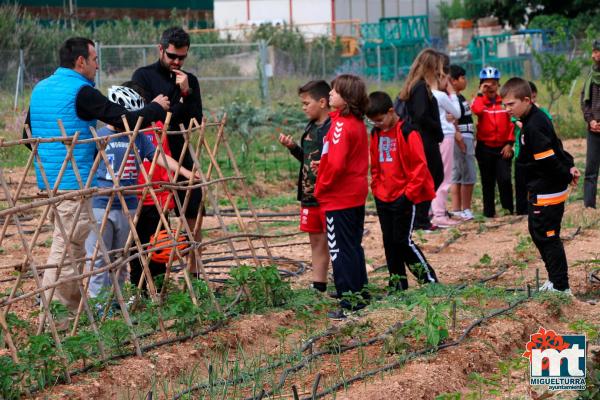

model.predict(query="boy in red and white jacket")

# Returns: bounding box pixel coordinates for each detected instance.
[367,91,439,291]
[471,66,515,218]
[314,74,369,318]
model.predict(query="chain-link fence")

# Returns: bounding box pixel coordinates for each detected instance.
[97,42,270,103]
[1,37,587,114]
[3,42,272,112]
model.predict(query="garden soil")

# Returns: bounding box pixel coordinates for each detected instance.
[1,138,598,399]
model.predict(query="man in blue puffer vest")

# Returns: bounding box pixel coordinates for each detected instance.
[25,37,170,317]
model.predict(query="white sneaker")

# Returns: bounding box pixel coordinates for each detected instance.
[538,281,573,296]
[538,280,555,291]
[461,209,474,220]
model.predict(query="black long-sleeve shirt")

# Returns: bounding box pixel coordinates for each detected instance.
[132,61,203,166]
[406,80,444,145]
[23,85,166,145]
[518,104,574,197]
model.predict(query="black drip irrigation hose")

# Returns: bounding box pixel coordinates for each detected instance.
[170,265,514,400]
[71,321,225,377]
[202,255,308,277]
[24,257,310,392]
[209,297,531,400]
[171,321,405,400]
[300,298,529,400]
[206,210,380,218]
[168,255,308,281]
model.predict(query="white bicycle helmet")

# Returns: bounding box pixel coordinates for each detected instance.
[479,66,500,80]
[107,85,145,111]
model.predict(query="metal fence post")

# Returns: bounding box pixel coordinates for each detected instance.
[376,44,382,88]
[142,47,147,67]
[258,40,270,106]
[391,43,398,81]
[13,49,24,111]
[95,41,102,89]
[321,42,326,77]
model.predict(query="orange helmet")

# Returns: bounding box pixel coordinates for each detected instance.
[148,229,189,264]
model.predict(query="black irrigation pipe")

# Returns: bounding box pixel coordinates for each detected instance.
[237,297,530,400]
[170,267,514,400]
[171,321,405,400]
[36,288,246,391]
[71,321,226,377]
[209,210,380,218]
[201,255,308,278]
[202,240,310,257]
[300,298,529,400]
[18,257,309,388]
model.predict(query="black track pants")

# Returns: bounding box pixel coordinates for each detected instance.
[528,201,569,290]
[375,197,438,290]
[325,206,369,309]
[476,142,514,217]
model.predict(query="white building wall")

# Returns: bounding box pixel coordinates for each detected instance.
[214,0,333,38]
[214,0,444,39]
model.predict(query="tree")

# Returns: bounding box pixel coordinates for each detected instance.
[439,0,600,31]
[531,27,583,112]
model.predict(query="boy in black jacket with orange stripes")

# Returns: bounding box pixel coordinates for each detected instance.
[501,78,580,294]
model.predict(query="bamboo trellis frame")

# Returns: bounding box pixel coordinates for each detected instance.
[0,113,275,378]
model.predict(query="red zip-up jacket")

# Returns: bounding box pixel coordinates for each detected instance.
[471,94,515,148]
[370,120,435,204]
[138,121,175,210]
[314,110,368,212]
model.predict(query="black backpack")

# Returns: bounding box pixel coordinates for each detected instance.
[393,96,411,124]
[392,96,416,140]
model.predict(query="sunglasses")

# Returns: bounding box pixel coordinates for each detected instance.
[164,51,187,61]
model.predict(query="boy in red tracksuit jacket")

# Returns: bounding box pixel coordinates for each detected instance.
[367,91,439,291]
[472,66,515,218]
[314,74,369,318]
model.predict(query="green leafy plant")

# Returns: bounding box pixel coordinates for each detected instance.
[99,319,131,356]
[229,265,292,313]
[62,331,99,368]
[407,294,450,347]
[20,333,63,390]
[0,356,23,399]
[478,253,492,266]
[163,291,201,336]
[383,325,412,355]
[514,235,534,258]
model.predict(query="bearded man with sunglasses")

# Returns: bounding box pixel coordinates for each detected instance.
[132,27,204,277]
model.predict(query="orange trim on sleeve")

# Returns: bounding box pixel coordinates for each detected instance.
[533,149,555,160]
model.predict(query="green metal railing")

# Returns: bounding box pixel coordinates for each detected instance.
[356,15,430,81]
